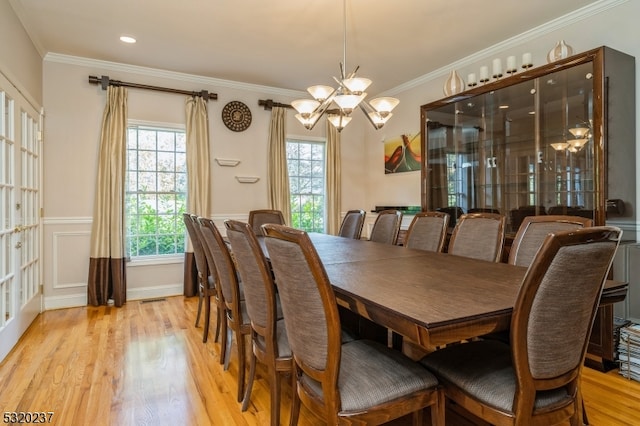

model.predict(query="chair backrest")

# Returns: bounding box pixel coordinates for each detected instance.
[224,219,278,343]
[511,226,621,408]
[338,209,366,239]
[198,217,241,313]
[369,209,403,245]
[262,224,342,393]
[248,209,285,236]
[404,211,449,252]
[447,212,506,262]
[509,215,593,267]
[183,213,208,279]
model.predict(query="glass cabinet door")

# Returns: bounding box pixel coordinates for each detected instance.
[421,57,597,234]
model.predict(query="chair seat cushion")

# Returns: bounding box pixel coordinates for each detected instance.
[420,339,570,413]
[301,339,438,413]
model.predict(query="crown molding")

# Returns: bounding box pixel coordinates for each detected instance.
[44,52,305,98]
[386,0,629,96]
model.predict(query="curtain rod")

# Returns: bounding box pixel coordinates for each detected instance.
[258,99,293,110]
[88,75,218,100]
[258,99,341,115]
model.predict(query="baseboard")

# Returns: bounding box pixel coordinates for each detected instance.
[43,283,184,310]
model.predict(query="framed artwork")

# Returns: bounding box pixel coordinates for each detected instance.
[384,133,421,174]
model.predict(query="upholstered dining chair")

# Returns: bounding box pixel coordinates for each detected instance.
[404,211,450,252]
[337,209,366,239]
[198,217,250,403]
[262,224,444,426]
[224,219,291,425]
[183,214,221,343]
[447,212,506,262]
[248,209,285,236]
[421,226,622,426]
[508,215,593,267]
[368,209,403,245]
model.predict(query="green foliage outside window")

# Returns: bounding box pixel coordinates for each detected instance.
[287,139,325,233]
[126,124,187,258]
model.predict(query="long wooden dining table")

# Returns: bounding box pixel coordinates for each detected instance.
[270,233,627,350]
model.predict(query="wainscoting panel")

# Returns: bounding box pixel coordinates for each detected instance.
[52,231,91,289]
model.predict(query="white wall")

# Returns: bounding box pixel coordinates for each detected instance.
[0,0,42,105]
[41,58,369,308]
[38,0,640,309]
[360,0,640,230]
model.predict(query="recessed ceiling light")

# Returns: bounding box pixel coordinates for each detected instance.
[120,36,136,44]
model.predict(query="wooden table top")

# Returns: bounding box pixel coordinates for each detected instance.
[264,233,627,348]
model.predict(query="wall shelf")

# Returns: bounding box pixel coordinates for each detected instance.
[235,176,259,184]
[215,158,241,167]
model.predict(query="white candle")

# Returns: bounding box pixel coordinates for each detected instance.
[522,52,532,67]
[479,66,489,81]
[506,56,517,71]
[492,58,502,77]
[467,73,477,86]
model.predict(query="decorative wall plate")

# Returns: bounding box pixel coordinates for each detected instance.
[222,101,252,132]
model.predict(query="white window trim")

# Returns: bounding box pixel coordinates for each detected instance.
[126,120,187,261]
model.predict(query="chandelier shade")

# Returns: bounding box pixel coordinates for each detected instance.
[292,0,399,132]
[307,85,334,101]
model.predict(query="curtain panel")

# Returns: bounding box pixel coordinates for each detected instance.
[183,96,211,296]
[87,86,128,307]
[325,120,341,235]
[267,107,291,224]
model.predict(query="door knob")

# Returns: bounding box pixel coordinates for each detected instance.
[15,241,22,249]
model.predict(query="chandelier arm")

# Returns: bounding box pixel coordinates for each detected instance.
[306,93,338,130]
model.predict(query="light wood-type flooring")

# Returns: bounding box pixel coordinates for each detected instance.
[1,295,639,425]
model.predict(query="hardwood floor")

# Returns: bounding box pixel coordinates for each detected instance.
[0,296,638,425]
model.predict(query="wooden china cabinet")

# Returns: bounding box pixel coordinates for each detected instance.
[420,46,636,369]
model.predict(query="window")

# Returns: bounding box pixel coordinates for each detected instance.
[287,138,325,233]
[126,123,187,258]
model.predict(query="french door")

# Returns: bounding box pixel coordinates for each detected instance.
[0,71,42,362]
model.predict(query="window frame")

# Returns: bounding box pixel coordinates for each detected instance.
[125,119,187,264]
[286,135,327,233]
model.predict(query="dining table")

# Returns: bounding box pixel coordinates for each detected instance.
[258,232,627,350]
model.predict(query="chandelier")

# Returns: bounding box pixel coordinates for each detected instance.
[291,0,399,132]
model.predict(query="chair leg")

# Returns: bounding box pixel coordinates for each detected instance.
[214,303,222,343]
[219,315,229,366]
[236,332,246,403]
[430,388,445,426]
[289,362,300,426]
[241,348,257,412]
[195,286,203,327]
[270,367,282,426]
[224,326,233,370]
[202,293,211,343]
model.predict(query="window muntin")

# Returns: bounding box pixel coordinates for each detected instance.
[126,124,187,258]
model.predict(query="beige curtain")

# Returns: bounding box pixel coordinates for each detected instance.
[183,95,211,296]
[87,86,128,307]
[325,120,341,235]
[267,106,291,224]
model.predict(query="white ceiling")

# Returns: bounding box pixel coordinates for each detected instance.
[10,0,600,94]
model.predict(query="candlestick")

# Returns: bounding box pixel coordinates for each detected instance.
[506,56,517,74]
[492,58,503,79]
[522,52,533,69]
[467,73,477,87]
[479,66,490,83]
